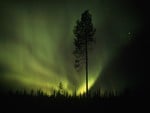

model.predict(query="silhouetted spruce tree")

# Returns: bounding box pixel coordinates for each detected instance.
[73,10,96,96]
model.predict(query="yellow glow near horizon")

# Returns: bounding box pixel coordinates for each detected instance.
[77,68,102,95]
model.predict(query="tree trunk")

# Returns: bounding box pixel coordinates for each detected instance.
[85,37,88,97]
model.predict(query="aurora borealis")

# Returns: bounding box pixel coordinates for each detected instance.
[0,0,148,95]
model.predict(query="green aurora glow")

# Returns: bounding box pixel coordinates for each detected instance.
[0,0,142,95]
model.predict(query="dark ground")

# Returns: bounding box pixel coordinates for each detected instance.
[0,90,149,113]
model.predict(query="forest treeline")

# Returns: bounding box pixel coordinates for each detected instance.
[0,86,148,112]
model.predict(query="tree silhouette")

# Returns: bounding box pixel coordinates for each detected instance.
[73,10,96,96]
[58,82,63,95]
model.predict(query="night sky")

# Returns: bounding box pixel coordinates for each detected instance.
[0,0,149,95]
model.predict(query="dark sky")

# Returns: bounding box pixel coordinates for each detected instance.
[0,0,149,95]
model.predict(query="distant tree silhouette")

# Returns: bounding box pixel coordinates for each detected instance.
[58,82,63,90]
[57,82,64,95]
[73,10,96,96]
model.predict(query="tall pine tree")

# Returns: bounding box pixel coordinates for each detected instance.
[73,10,96,96]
